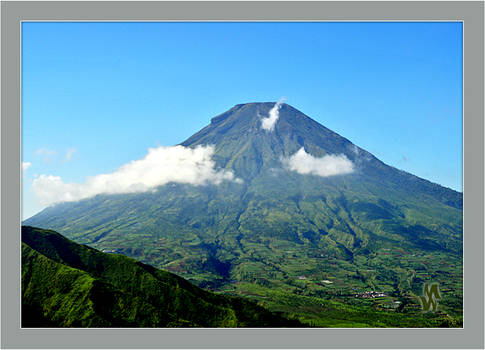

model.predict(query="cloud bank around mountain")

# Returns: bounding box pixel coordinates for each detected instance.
[282,148,354,177]
[261,98,285,131]
[32,145,239,205]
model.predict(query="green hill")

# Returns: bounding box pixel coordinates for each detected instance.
[25,102,462,326]
[22,225,303,327]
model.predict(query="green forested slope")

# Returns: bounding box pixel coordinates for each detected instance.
[22,226,303,327]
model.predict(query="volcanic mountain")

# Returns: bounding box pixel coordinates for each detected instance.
[25,102,463,325]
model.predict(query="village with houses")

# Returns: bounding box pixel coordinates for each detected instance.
[354,290,387,298]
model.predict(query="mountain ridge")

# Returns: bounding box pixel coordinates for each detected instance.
[22,225,303,327]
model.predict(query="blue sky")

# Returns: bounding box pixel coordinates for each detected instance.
[22,22,463,219]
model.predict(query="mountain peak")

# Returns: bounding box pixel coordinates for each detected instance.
[180,102,364,180]
[188,101,346,143]
[186,101,313,146]
[210,101,286,125]
[235,101,280,107]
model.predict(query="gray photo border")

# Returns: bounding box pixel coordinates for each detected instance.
[1,1,483,349]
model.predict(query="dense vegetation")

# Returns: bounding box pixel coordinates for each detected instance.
[25,102,463,327]
[22,226,303,327]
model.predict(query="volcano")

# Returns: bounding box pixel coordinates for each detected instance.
[25,102,463,326]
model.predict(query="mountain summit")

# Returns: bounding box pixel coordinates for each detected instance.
[181,102,372,179]
[25,102,463,325]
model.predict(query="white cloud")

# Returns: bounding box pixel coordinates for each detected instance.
[261,98,285,131]
[35,147,57,156]
[282,148,354,177]
[34,147,58,163]
[22,162,32,171]
[64,147,77,162]
[32,145,239,206]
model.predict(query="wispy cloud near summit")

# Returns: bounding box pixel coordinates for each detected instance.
[261,98,285,132]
